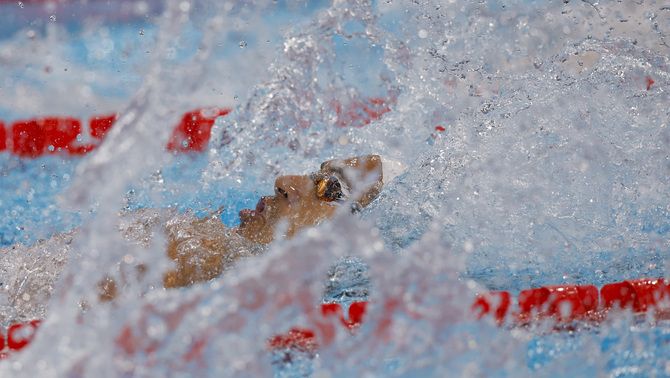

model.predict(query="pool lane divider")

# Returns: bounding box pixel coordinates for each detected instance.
[270,278,670,351]
[0,108,231,158]
[473,278,670,326]
[1,277,669,358]
[0,97,394,159]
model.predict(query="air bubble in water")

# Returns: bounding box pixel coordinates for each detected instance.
[239,40,248,48]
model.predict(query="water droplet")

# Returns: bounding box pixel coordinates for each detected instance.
[134,1,149,15]
[179,1,190,12]
[463,240,474,253]
[239,40,248,48]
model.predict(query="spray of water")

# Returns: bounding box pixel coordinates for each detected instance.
[0,0,669,376]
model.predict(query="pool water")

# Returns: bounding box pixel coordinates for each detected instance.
[1,0,670,376]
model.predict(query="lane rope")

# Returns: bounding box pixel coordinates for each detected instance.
[0,97,392,158]
[2,277,668,359]
[0,108,230,158]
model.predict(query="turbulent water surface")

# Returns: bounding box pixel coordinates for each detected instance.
[1,0,669,376]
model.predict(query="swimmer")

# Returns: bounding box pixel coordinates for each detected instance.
[158,154,385,289]
[2,155,387,312]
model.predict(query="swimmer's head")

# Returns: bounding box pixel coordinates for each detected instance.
[236,155,383,244]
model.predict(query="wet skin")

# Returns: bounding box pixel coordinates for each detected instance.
[237,155,383,244]
[160,155,383,289]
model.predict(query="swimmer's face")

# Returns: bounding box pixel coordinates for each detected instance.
[236,155,383,244]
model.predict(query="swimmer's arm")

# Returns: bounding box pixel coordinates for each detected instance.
[102,207,236,296]
[162,207,238,288]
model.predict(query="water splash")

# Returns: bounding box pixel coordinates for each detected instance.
[0,0,669,376]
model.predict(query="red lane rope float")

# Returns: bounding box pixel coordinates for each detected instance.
[0,320,41,360]
[601,278,669,313]
[516,284,600,324]
[471,291,511,325]
[167,108,230,152]
[331,97,392,128]
[0,107,230,158]
[646,76,655,90]
[2,278,670,359]
[268,302,368,351]
[0,121,6,151]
